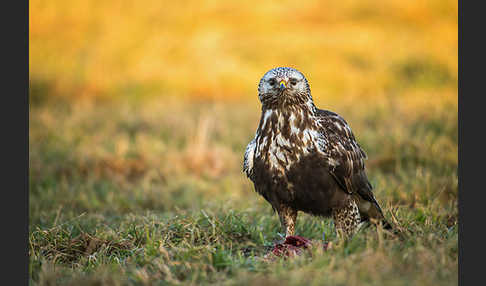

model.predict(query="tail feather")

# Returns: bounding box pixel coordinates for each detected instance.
[353,194,392,230]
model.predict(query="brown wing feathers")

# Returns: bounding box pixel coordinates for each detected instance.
[316,109,390,228]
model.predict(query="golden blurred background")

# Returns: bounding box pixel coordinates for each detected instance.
[30,0,457,107]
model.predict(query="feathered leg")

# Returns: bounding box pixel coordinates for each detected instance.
[277,205,297,237]
[332,198,361,239]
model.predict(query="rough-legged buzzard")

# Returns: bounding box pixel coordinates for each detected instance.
[243,67,391,239]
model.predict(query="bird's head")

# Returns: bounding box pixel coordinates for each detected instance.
[258,67,313,109]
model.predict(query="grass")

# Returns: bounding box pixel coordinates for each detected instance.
[29,95,457,285]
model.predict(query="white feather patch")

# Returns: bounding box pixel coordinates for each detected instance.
[243,139,256,177]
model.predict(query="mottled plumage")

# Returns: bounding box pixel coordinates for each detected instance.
[243,67,390,239]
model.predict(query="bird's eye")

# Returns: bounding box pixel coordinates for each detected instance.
[268,79,276,86]
[290,78,298,86]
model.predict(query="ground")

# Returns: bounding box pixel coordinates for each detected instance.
[29,95,457,285]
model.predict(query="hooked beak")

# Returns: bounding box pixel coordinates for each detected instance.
[279,80,286,91]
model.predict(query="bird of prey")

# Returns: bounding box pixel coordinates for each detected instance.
[243,67,391,239]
